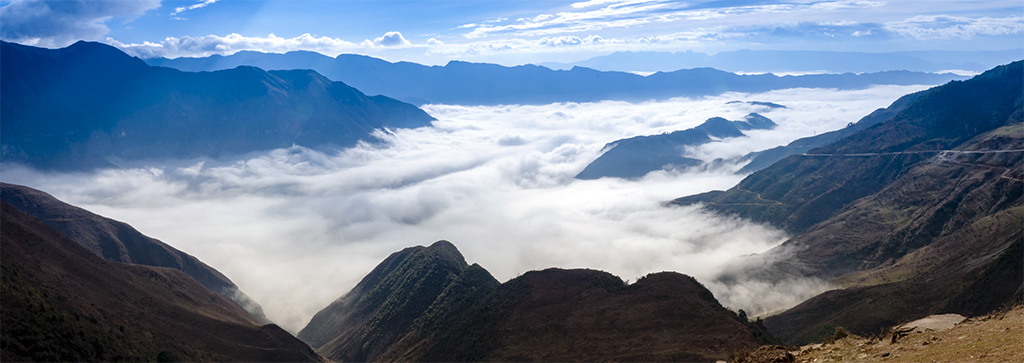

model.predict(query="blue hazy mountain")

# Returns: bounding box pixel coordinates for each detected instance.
[146,51,966,106]
[0,41,434,171]
[576,113,777,180]
[542,49,1023,74]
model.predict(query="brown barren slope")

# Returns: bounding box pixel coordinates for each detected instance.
[0,201,322,362]
[0,182,269,322]
[793,305,1024,363]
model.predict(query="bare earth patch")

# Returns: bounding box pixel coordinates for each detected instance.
[784,305,1023,362]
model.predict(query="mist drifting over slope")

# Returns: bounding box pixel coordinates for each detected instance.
[1,85,931,332]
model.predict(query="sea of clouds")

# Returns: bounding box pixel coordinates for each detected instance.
[1,84,932,332]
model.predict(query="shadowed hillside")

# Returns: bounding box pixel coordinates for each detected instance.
[0,201,323,362]
[0,182,269,323]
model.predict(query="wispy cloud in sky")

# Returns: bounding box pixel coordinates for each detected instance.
[2,0,1020,64]
[170,0,218,18]
[1,84,931,332]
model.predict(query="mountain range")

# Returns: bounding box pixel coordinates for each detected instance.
[145,49,966,106]
[673,60,1023,344]
[298,241,776,362]
[0,198,322,362]
[577,112,777,179]
[2,38,1022,361]
[541,49,1023,74]
[0,41,434,171]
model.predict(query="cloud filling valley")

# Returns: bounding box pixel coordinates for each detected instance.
[1,85,931,332]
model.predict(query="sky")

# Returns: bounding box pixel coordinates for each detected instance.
[1,0,1022,65]
[1,84,932,332]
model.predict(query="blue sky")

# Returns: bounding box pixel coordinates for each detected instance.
[1,0,1021,65]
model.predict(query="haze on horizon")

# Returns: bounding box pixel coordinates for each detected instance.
[0,0,1021,66]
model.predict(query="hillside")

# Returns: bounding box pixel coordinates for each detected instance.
[577,113,776,180]
[0,182,269,322]
[300,241,775,362]
[0,201,323,362]
[790,305,1023,363]
[672,61,1023,344]
[0,41,434,171]
[145,50,964,106]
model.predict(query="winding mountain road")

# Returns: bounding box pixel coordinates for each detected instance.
[800,149,1024,157]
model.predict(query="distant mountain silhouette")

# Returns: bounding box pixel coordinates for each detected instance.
[672,60,1024,344]
[300,241,776,362]
[0,182,269,323]
[541,49,1023,74]
[146,50,966,106]
[0,201,322,362]
[0,41,434,171]
[577,113,776,180]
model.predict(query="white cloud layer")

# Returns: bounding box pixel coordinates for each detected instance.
[0,85,934,332]
[107,31,428,59]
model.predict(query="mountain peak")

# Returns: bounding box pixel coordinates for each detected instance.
[297,240,474,360]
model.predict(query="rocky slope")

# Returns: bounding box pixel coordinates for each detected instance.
[672,60,1023,344]
[0,41,434,171]
[300,241,775,362]
[0,182,269,322]
[0,201,322,362]
[790,305,1023,363]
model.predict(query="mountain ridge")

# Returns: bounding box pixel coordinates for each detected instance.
[541,49,1023,74]
[300,241,776,362]
[145,49,966,106]
[577,113,777,180]
[0,40,434,171]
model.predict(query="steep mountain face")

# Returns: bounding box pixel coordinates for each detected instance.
[0,201,322,362]
[672,61,1023,344]
[145,50,964,106]
[298,241,474,362]
[301,241,775,362]
[577,113,776,180]
[0,41,434,171]
[0,182,269,322]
